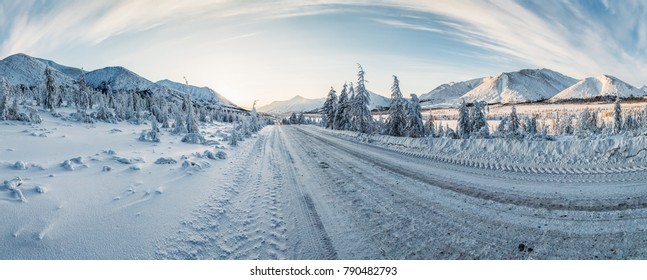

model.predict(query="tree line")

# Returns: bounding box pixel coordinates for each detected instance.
[0,66,270,144]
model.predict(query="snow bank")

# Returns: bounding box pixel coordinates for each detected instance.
[311,126,647,167]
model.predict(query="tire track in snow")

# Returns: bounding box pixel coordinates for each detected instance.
[156,128,288,259]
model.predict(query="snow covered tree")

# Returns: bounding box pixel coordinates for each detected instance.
[406,94,424,138]
[94,95,116,123]
[386,75,407,137]
[139,118,161,142]
[28,107,42,124]
[0,78,8,120]
[322,87,338,129]
[343,82,355,130]
[353,64,373,133]
[456,99,471,139]
[425,114,436,137]
[496,117,508,137]
[249,100,261,133]
[76,70,90,112]
[298,112,305,125]
[43,66,57,110]
[614,97,623,134]
[181,92,205,144]
[470,101,488,138]
[334,83,350,130]
[509,105,520,134]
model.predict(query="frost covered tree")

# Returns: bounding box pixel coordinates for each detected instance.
[334,83,350,130]
[322,87,338,129]
[613,97,623,134]
[425,115,436,137]
[406,94,424,138]
[386,75,407,137]
[28,107,42,124]
[470,101,488,138]
[509,105,520,134]
[181,92,206,144]
[43,66,57,110]
[94,95,115,123]
[249,100,261,133]
[456,99,471,139]
[139,118,160,142]
[76,70,90,112]
[0,78,9,120]
[496,117,508,137]
[353,64,373,133]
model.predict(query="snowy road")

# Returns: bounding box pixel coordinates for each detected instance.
[159,125,647,259]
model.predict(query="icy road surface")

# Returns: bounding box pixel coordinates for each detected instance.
[159,125,647,260]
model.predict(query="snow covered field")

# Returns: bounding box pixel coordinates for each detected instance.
[0,110,235,259]
[6,111,647,259]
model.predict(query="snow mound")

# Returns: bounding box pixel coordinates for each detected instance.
[202,150,227,160]
[13,161,28,170]
[3,177,23,190]
[61,160,74,171]
[154,157,177,164]
[35,186,48,194]
[550,75,646,101]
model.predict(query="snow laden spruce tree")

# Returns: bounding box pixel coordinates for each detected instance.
[43,66,57,111]
[181,93,206,144]
[333,83,350,130]
[353,64,373,133]
[406,94,424,138]
[508,105,520,137]
[0,78,8,121]
[322,87,337,129]
[613,97,623,134]
[456,99,471,139]
[470,101,489,138]
[387,75,407,137]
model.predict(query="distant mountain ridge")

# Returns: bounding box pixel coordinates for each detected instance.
[0,53,241,110]
[550,75,645,102]
[419,68,646,108]
[259,91,390,113]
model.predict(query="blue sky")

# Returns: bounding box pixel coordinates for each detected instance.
[1,0,646,107]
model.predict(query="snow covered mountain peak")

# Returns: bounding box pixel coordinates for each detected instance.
[155,79,237,108]
[85,66,154,91]
[0,53,76,86]
[549,74,645,101]
[460,68,577,104]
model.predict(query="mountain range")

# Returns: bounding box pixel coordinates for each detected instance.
[258,91,390,113]
[420,68,647,108]
[0,53,240,109]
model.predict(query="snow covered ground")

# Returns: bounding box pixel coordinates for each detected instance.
[5,114,647,259]
[0,110,235,259]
